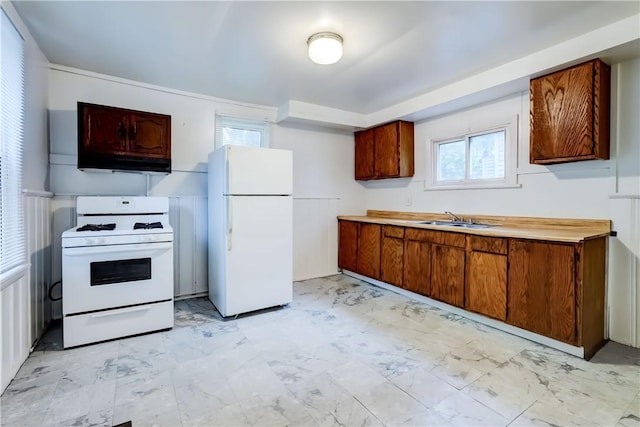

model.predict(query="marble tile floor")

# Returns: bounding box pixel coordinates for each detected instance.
[2,274,639,427]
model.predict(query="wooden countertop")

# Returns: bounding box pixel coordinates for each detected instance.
[338,210,611,243]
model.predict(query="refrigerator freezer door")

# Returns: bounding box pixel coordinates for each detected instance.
[225,145,293,195]
[223,195,293,316]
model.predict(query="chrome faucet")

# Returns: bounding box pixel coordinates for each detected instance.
[445,211,463,222]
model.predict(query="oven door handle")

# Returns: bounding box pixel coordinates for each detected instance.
[63,242,173,256]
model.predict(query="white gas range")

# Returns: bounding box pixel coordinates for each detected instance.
[61,196,174,348]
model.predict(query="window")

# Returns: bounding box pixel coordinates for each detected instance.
[426,117,518,190]
[0,9,26,278]
[215,116,269,149]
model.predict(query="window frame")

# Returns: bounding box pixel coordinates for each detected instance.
[425,115,519,191]
[214,115,270,149]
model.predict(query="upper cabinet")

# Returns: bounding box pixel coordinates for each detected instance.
[530,59,610,165]
[354,120,414,180]
[78,102,172,173]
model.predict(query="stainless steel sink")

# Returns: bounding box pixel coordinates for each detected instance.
[394,219,494,229]
[446,222,494,229]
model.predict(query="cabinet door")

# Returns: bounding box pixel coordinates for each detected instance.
[507,240,576,344]
[530,59,609,164]
[355,129,375,180]
[374,122,400,177]
[465,251,507,320]
[129,112,171,158]
[431,245,465,307]
[338,221,358,272]
[81,104,127,153]
[357,223,381,279]
[381,236,404,287]
[403,240,431,296]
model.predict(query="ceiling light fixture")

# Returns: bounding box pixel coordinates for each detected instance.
[307,32,343,65]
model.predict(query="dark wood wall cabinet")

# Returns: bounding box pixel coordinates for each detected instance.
[530,59,610,165]
[355,120,414,180]
[337,219,607,359]
[78,102,172,173]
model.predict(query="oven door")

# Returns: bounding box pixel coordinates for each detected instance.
[62,241,173,315]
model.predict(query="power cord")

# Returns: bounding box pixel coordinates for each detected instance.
[48,280,62,301]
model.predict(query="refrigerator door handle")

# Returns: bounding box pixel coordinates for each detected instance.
[225,158,231,195]
[227,197,233,251]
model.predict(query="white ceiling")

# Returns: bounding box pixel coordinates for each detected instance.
[11,1,640,116]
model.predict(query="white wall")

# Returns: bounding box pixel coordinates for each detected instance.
[365,92,616,218]
[47,67,366,298]
[364,57,640,347]
[613,58,640,196]
[271,123,366,214]
[272,124,367,279]
[608,57,640,347]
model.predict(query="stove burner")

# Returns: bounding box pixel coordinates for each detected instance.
[77,223,116,232]
[134,222,164,230]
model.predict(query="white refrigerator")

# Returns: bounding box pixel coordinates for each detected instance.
[208,145,293,317]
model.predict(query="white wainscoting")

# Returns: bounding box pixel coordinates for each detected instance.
[293,198,339,281]
[169,196,208,298]
[1,271,30,393]
[1,191,52,393]
[609,195,640,347]
[25,191,53,346]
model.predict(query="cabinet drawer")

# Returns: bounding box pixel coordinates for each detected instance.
[441,232,466,248]
[405,228,438,243]
[383,225,405,238]
[467,235,507,255]
[405,228,465,248]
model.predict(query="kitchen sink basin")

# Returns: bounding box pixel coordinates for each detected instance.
[394,219,494,229]
[445,222,494,229]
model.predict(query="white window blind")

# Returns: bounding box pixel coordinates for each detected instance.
[215,116,269,149]
[0,9,25,276]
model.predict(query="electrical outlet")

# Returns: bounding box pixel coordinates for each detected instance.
[405,196,412,206]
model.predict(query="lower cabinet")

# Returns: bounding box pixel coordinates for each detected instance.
[465,236,508,320]
[506,237,606,358]
[403,239,431,296]
[431,245,465,308]
[338,220,382,279]
[381,226,404,287]
[403,228,464,302]
[507,239,577,344]
[338,220,358,272]
[337,219,606,358]
[357,223,382,279]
